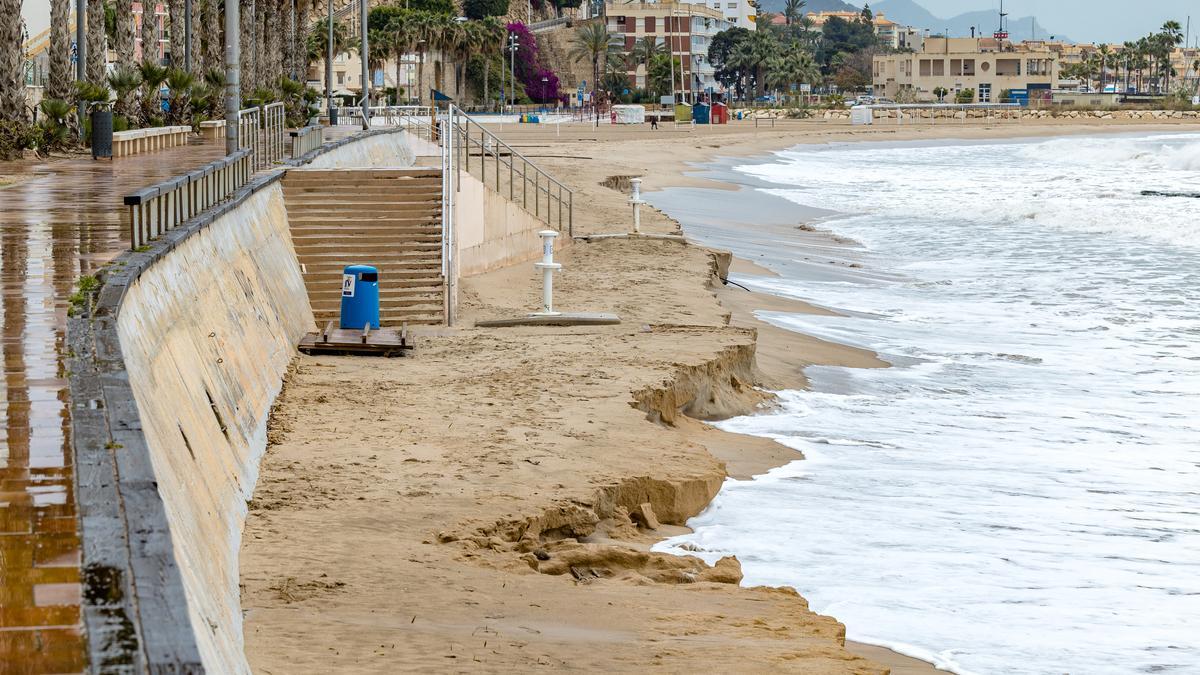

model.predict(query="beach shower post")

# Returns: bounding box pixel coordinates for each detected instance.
[629,178,644,234]
[533,230,562,316]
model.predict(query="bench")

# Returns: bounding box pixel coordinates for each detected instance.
[199,119,226,141]
[111,125,192,158]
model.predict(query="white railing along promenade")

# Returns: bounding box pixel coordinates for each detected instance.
[289,124,325,159]
[125,149,254,249]
[238,102,287,170]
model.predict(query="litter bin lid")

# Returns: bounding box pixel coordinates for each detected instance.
[343,264,378,275]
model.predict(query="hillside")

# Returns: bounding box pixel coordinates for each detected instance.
[873,0,1069,42]
[755,0,859,17]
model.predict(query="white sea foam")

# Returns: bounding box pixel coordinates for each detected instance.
[653,134,1200,674]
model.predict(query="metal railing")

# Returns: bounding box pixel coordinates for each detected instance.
[443,104,573,235]
[289,124,325,158]
[528,16,570,32]
[124,149,254,250]
[237,102,287,170]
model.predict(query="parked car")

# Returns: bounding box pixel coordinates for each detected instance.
[853,95,875,105]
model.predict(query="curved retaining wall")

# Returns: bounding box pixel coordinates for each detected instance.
[68,129,415,672]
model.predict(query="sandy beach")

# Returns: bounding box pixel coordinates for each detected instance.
[239,117,1198,673]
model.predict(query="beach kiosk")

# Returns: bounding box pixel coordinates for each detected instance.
[674,103,693,123]
[612,104,646,124]
[694,102,711,124]
[712,102,729,124]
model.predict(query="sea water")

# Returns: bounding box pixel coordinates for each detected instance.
[651,134,1200,674]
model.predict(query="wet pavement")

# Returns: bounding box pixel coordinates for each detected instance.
[0,141,225,673]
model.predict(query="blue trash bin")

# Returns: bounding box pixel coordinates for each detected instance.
[340,264,380,330]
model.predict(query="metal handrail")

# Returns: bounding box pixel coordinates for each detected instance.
[124,149,254,249]
[238,102,286,170]
[289,125,325,158]
[444,104,573,236]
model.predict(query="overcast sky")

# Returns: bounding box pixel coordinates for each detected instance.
[904,0,1198,44]
[19,0,1200,44]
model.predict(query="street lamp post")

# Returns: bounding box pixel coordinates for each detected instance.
[225,0,241,154]
[508,32,520,112]
[327,0,334,123]
[360,0,370,130]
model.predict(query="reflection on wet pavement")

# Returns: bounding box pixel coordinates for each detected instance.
[1,141,224,673]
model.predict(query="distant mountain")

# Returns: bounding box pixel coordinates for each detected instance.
[755,0,859,17]
[873,0,1070,42]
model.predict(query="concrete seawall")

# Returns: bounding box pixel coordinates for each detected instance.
[117,183,313,673]
[68,129,419,672]
[455,170,573,278]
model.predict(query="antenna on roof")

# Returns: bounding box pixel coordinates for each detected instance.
[994,0,1009,40]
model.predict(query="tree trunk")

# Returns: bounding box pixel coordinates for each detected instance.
[141,0,157,64]
[89,0,108,80]
[115,0,134,67]
[170,0,184,67]
[395,52,402,104]
[203,0,221,76]
[265,0,280,91]
[0,0,22,121]
[254,0,267,92]
[240,0,254,91]
[47,0,73,101]
[483,58,489,107]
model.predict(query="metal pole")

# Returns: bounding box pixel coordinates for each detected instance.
[225,0,241,154]
[360,0,370,129]
[185,0,192,71]
[75,0,86,130]
[327,0,334,118]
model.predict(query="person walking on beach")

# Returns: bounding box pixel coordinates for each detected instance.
[650,117,658,130]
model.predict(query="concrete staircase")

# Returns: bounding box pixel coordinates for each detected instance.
[282,168,445,326]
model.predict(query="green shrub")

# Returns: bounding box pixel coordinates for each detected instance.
[464,0,509,19]
[955,88,975,104]
[0,120,42,160]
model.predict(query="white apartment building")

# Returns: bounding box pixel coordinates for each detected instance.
[683,0,755,30]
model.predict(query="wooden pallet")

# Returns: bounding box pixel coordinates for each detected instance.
[298,321,414,357]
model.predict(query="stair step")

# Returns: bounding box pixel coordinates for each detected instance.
[284,185,441,195]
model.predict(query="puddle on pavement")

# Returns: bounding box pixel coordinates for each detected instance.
[1,141,224,672]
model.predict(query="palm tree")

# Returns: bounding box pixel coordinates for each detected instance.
[783,0,805,26]
[165,67,194,123]
[1192,58,1200,94]
[139,61,169,122]
[89,0,108,81]
[169,0,184,66]
[46,0,73,102]
[141,0,158,64]
[1159,21,1184,92]
[114,0,135,68]
[108,66,142,125]
[1097,44,1111,92]
[411,12,440,105]
[479,17,505,106]
[569,23,618,103]
[383,15,415,104]
[203,0,221,75]
[0,0,21,121]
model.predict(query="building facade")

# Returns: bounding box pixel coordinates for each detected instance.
[807,10,916,50]
[606,2,732,97]
[872,37,1060,102]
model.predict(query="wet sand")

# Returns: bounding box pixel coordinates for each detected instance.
[242,117,1200,673]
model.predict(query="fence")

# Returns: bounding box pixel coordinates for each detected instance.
[237,102,287,170]
[289,125,325,159]
[124,149,254,250]
[442,104,573,236]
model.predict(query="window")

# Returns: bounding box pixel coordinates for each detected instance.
[727,3,736,8]
[979,83,992,102]
[337,72,345,85]
[645,17,656,32]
